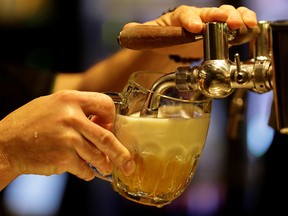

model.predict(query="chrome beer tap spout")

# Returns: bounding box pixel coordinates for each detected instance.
[139,72,176,117]
[177,20,288,134]
[174,22,273,98]
[139,70,207,117]
[140,22,272,117]
[139,22,253,117]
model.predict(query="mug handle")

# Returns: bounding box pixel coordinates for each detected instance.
[87,163,113,182]
[104,92,123,111]
[87,92,123,183]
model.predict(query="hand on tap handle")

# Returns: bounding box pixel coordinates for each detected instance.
[118,5,258,50]
[118,24,260,49]
[117,26,202,50]
[0,4,260,193]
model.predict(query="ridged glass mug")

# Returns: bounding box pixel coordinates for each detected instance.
[91,71,212,208]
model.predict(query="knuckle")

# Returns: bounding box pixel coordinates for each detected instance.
[75,167,95,181]
[62,130,82,146]
[114,150,131,166]
[54,155,73,170]
[99,130,115,146]
[89,154,113,176]
[81,165,96,181]
[87,148,104,164]
[53,90,75,102]
[176,5,189,12]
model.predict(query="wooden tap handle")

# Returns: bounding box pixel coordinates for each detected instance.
[117,24,260,50]
[117,25,202,50]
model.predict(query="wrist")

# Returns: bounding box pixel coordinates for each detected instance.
[0,121,20,191]
[0,148,19,191]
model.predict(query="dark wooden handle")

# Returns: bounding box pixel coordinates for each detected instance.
[117,25,201,50]
[117,25,260,50]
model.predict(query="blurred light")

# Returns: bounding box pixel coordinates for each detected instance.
[4,174,68,216]
[246,91,275,157]
[0,0,53,26]
[187,182,223,215]
[244,0,288,21]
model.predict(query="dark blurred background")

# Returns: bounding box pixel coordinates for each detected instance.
[0,0,288,215]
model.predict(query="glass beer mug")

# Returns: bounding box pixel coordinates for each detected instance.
[91,71,212,207]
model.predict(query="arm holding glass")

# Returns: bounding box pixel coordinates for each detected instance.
[0,5,258,192]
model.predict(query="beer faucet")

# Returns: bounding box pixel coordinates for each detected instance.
[117,21,288,134]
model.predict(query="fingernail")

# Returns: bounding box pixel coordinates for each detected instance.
[122,160,136,176]
[190,19,203,33]
[193,19,202,26]
[101,167,113,176]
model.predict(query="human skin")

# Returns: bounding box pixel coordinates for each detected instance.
[53,5,257,93]
[0,90,135,191]
[0,5,257,191]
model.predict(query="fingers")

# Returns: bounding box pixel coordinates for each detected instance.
[75,135,114,176]
[143,5,229,33]
[143,5,211,33]
[68,156,96,181]
[138,4,257,33]
[123,22,142,29]
[4,90,135,182]
[79,119,135,176]
[220,5,257,29]
[197,7,228,24]
[236,6,258,28]
[185,5,257,31]
[74,91,116,124]
[219,4,243,29]
[68,91,135,177]
[163,5,206,33]
[219,5,258,29]
[52,90,135,178]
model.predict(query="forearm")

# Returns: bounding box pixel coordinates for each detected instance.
[0,123,19,191]
[79,49,184,92]
[0,169,18,191]
[53,43,202,93]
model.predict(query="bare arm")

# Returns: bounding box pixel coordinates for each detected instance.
[0,90,135,191]
[52,5,257,93]
[0,4,257,191]
[52,48,198,93]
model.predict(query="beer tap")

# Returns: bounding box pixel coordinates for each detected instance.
[117,20,288,134]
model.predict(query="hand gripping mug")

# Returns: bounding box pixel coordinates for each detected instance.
[90,71,212,208]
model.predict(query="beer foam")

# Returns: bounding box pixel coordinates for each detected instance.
[114,113,210,157]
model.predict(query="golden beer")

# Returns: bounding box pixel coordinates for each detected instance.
[112,113,210,207]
